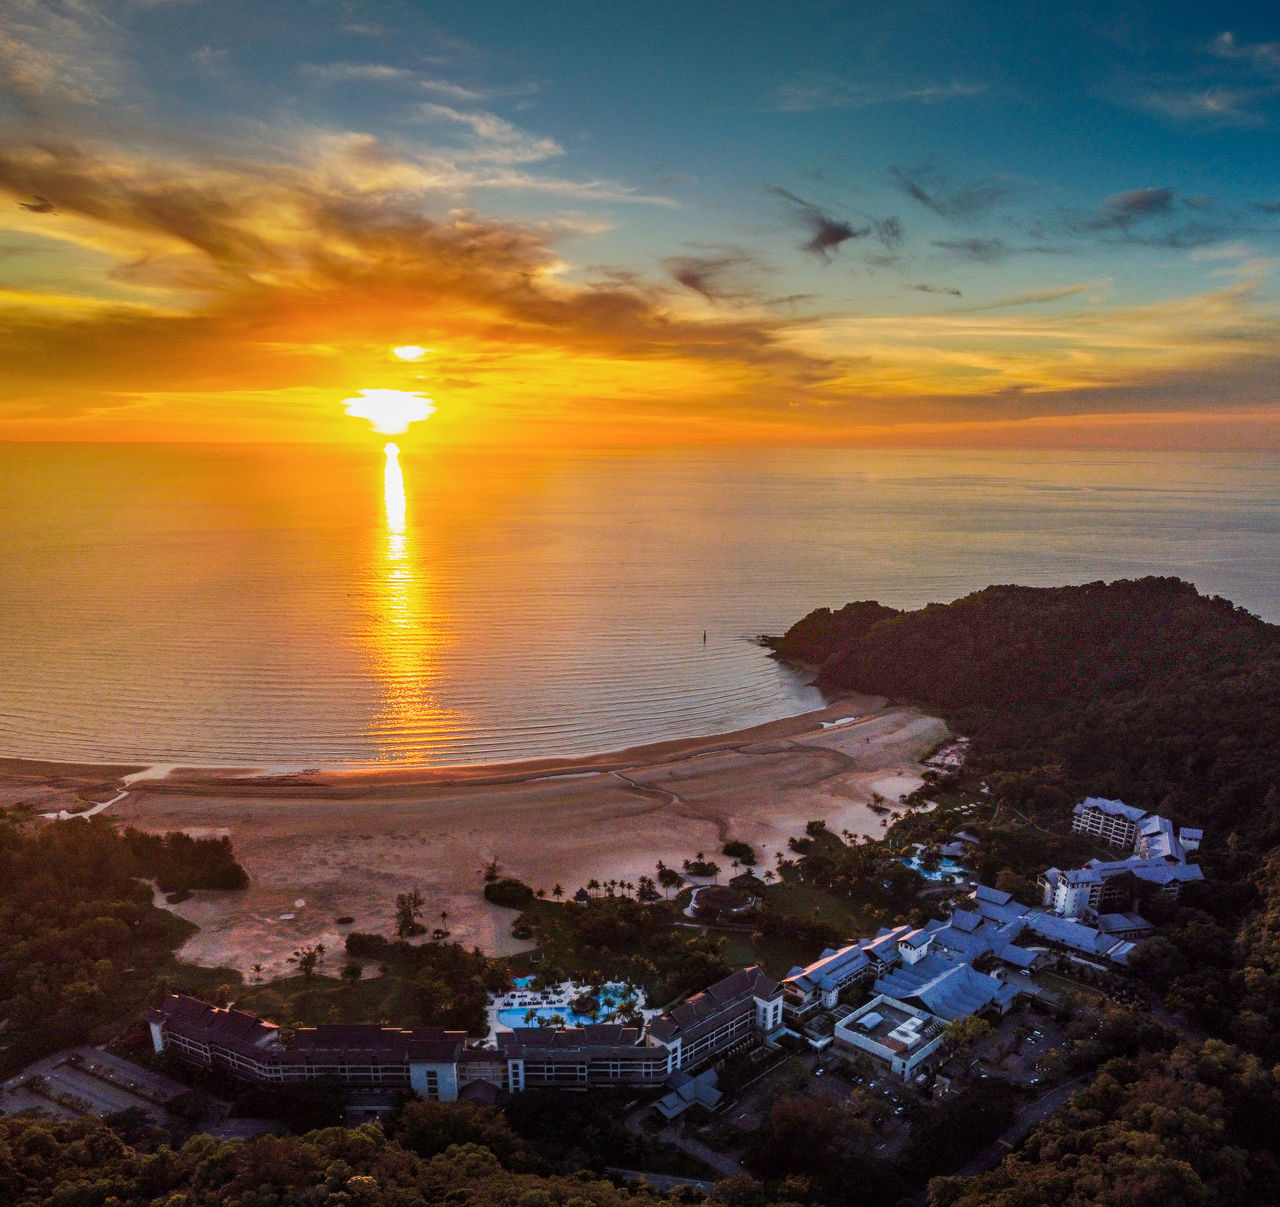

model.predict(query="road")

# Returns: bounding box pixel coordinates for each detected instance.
[622,1102,745,1180]
[910,1073,1094,1203]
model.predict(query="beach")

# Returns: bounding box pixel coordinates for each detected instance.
[0,694,947,980]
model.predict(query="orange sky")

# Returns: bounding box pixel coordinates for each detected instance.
[2,3,1278,448]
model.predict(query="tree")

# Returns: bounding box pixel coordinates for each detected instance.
[551,883,563,900]
[341,961,362,983]
[395,888,425,938]
[943,1014,991,1054]
[289,944,324,979]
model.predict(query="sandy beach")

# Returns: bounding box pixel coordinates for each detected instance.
[0,694,947,980]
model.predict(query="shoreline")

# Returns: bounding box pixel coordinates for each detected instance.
[0,693,858,802]
[0,694,949,981]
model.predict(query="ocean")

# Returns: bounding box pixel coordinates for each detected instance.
[3,444,1279,768]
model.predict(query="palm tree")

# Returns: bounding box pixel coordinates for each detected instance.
[552,883,564,901]
[251,962,263,982]
[586,878,600,897]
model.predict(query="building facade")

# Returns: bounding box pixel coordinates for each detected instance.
[148,966,783,1103]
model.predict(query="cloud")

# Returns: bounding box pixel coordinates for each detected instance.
[0,133,839,438]
[958,279,1112,311]
[1137,85,1274,126]
[302,62,485,102]
[1124,31,1280,127]
[910,283,962,297]
[0,0,124,109]
[932,238,1063,263]
[665,250,770,303]
[768,186,871,259]
[889,163,1019,221]
[411,103,563,164]
[769,78,988,113]
[1081,187,1174,230]
[1064,188,1268,248]
[1211,32,1280,73]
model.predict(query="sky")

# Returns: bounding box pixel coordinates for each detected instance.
[0,0,1278,447]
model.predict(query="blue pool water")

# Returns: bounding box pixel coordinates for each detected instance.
[497,981,637,1029]
[900,856,969,882]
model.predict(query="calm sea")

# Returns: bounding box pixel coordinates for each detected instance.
[3,444,1279,768]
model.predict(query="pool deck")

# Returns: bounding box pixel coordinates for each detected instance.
[484,980,661,1040]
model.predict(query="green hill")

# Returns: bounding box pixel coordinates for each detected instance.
[776,577,1280,844]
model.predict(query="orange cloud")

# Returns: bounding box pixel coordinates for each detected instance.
[1,125,1279,448]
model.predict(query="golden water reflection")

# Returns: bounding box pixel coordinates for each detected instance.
[373,442,450,757]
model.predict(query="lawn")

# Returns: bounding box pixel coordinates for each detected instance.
[235,971,421,1028]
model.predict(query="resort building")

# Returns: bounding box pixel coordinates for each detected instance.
[1071,797,1148,848]
[872,951,1020,1021]
[967,884,1138,965]
[148,966,783,1103]
[646,966,783,1070]
[497,1025,672,1090]
[834,996,948,1082]
[1044,805,1204,921]
[146,996,468,1100]
[783,944,874,1018]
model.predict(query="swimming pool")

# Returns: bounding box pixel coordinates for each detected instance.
[495,981,638,1030]
[899,855,969,882]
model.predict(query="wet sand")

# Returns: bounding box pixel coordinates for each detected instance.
[0,694,947,979]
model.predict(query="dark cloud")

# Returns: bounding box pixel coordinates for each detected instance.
[665,250,763,303]
[1066,188,1267,248]
[1079,187,1175,231]
[910,283,961,296]
[932,237,1068,264]
[1257,199,1280,214]
[889,163,1018,221]
[875,216,903,248]
[767,186,870,259]
[18,194,55,213]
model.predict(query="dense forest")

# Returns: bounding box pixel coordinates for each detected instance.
[2,1036,1276,1207]
[772,577,1280,840]
[0,813,247,1071]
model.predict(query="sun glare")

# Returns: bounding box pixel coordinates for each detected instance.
[392,345,427,361]
[342,387,436,435]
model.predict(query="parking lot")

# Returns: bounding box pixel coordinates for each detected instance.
[1,1047,198,1123]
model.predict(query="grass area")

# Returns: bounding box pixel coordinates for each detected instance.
[1037,970,1112,1005]
[235,972,421,1027]
[765,880,877,935]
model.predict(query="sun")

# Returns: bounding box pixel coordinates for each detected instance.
[342,388,436,435]
[392,345,428,361]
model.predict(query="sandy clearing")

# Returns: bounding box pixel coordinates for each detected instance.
[2,694,948,979]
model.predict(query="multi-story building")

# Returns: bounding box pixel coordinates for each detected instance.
[1071,797,1148,848]
[782,944,874,1018]
[497,1025,673,1090]
[833,995,948,1082]
[148,966,783,1103]
[146,996,467,1099]
[646,966,783,1070]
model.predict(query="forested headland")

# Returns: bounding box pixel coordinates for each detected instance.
[0,815,247,1072]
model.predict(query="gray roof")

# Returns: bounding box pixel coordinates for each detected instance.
[654,1068,722,1119]
[1075,797,1148,823]
[784,943,871,993]
[647,966,778,1044]
[1097,912,1154,934]
[873,955,1015,1022]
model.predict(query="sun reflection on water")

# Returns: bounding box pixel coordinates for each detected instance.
[373,442,451,758]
